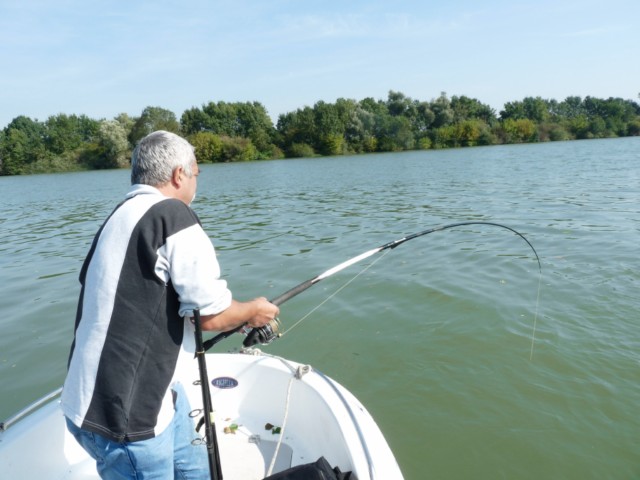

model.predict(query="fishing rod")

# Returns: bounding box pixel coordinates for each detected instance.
[203,221,541,351]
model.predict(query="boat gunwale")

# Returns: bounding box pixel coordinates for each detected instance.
[0,387,63,433]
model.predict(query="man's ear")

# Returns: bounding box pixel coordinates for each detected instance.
[171,166,183,187]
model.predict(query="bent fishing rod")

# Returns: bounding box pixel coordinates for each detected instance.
[203,221,541,351]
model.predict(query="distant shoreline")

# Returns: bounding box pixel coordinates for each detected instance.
[2,92,639,176]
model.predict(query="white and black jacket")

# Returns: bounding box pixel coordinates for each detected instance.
[62,185,232,442]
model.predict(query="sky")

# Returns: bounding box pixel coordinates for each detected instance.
[1,0,639,129]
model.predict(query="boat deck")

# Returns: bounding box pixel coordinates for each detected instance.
[1,396,295,480]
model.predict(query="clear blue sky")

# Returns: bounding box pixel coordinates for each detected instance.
[1,0,638,129]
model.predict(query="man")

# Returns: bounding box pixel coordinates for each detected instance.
[61,130,279,479]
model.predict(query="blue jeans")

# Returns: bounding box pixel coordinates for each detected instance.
[66,383,210,479]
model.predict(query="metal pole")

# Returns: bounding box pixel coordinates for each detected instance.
[193,308,223,480]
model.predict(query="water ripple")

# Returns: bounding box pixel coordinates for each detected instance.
[1,138,639,479]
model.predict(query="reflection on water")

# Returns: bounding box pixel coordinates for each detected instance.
[1,138,639,479]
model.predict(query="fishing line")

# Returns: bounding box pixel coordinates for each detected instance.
[281,248,392,337]
[530,274,542,361]
[283,231,542,361]
[204,221,542,354]
[234,230,291,251]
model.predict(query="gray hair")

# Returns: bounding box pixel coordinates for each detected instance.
[131,131,196,186]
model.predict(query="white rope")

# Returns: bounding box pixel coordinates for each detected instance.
[266,365,309,476]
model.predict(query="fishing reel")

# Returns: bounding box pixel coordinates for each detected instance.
[242,317,282,347]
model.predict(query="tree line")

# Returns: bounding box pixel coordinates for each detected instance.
[1,91,639,175]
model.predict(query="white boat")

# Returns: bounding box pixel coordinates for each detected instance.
[0,350,403,479]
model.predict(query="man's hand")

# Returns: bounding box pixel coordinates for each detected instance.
[199,298,279,332]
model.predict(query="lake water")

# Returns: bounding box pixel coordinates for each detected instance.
[1,137,638,478]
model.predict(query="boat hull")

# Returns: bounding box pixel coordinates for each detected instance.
[0,351,403,479]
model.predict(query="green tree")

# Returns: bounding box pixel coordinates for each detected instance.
[0,130,4,173]
[44,114,98,155]
[568,114,591,139]
[501,97,551,123]
[456,119,483,146]
[94,120,130,169]
[234,102,277,155]
[1,128,30,175]
[414,102,436,134]
[277,106,317,152]
[430,92,454,128]
[0,116,47,174]
[386,90,417,119]
[182,101,277,158]
[344,106,377,153]
[5,116,46,144]
[180,107,211,135]
[319,133,345,156]
[129,106,180,145]
[114,113,135,146]
[450,96,497,124]
[537,122,571,142]
[287,142,316,158]
[432,125,457,149]
[200,101,238,135]
[219,136,257,162]
[555,96,583,119]
[502,118,538,143]
[432,120,490,148]
[375,115,414,151]
[589,117,608,138]
[314,101,347,155]
[627,119,640,136]
[189,131,223,163]
[358,97,388,116]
